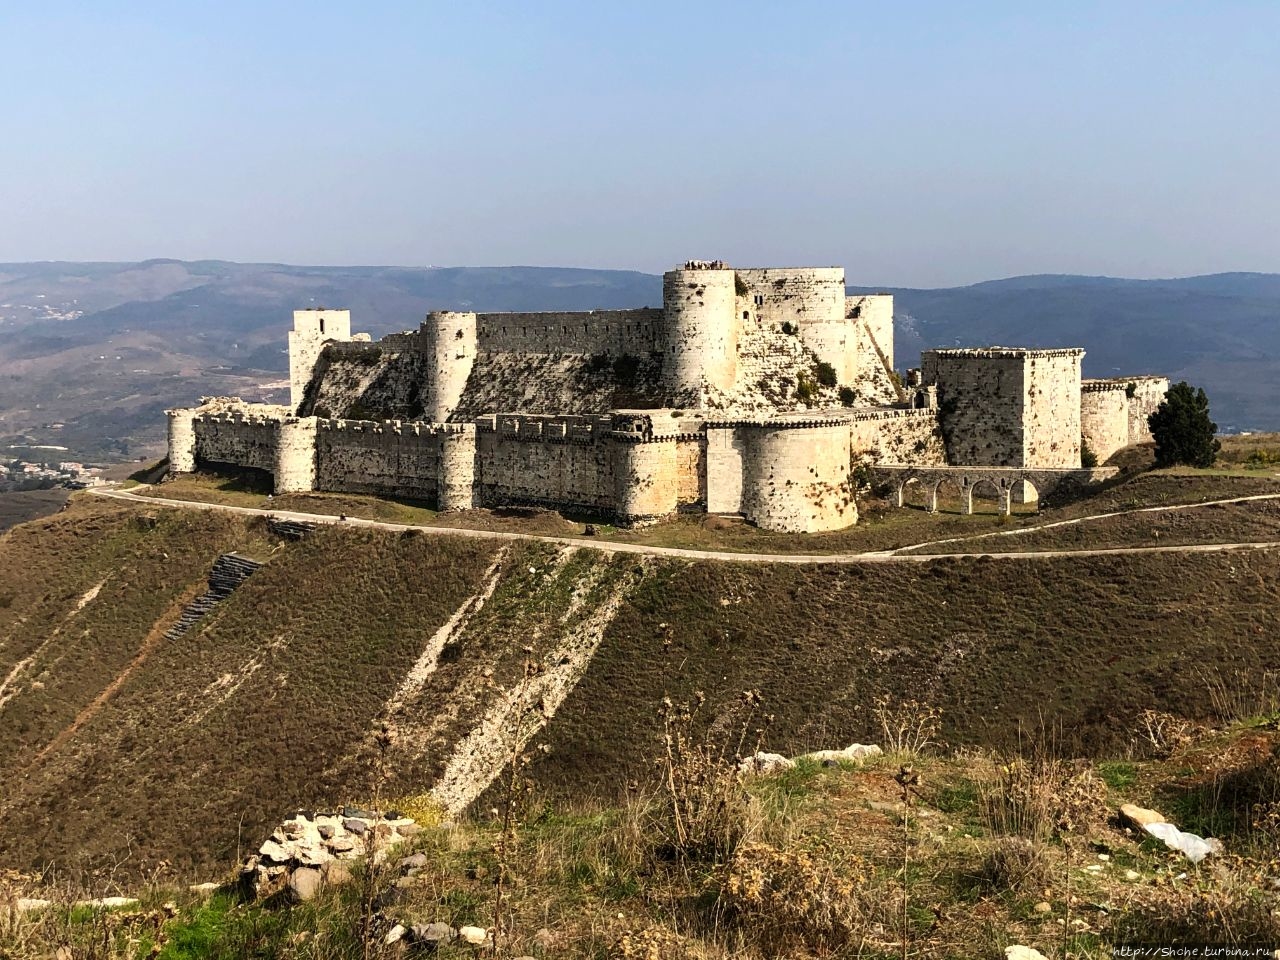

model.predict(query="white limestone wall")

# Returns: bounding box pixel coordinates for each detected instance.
[922,348,1083,468]
[1081,383,1130,463]
[1023,351,1083,468]
[613,439,680,525]
[676,438,703,507]
[475,416,616,513]
[849,408,946,465]
[662,268,739,395]
[167,409,198,474]
[476,308,665,355]
[1126,377,1169,444]
[923,350,1027,466]
[314,420,443,500]
[289,309,352,411]
[847,294,895,376]
[276,418,318,493]
[437,427,477,511]
[741,421,856,533]
[737,268,850,380]
[704,426,746,513]
[192,416,280,474]
[422,311,477,422]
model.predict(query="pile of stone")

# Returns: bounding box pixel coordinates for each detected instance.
[384,920,492,949]
[241,807,421,901]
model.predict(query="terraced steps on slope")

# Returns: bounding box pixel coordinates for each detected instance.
[163,552,263,641]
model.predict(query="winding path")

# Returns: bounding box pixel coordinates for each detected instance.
[88,486,1280,565]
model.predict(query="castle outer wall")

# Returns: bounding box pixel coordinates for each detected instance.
[164,260,1166,534]
[1081,376,1170,462]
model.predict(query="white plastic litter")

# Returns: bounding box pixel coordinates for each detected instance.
[1143,821,1224,863]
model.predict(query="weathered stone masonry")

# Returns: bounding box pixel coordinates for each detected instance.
[1081,376,1170,463]
[167,259,1169,532]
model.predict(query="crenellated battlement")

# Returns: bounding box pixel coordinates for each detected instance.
[927,347,1086,360]
[316,417,473,437]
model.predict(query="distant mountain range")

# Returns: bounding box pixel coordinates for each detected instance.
[1,260,1275,462]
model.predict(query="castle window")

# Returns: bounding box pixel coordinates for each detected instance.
[754,295,763,306]
[743,311,749,320]
[455,329,463,339]
[319,318,325,334]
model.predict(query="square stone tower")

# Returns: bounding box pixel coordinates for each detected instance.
[922,347,1084,468]
[288,309,352,411]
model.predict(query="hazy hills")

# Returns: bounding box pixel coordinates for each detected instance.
[870,271,1280,434]
[1,260,1277,462]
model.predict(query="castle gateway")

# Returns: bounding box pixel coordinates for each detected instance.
[167,261,1166,533]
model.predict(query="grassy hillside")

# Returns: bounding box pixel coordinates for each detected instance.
[0,499,501,877]
[6,705,1278,957]
[1,487,1279,886]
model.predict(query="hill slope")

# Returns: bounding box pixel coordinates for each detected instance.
[1,495,1279,880]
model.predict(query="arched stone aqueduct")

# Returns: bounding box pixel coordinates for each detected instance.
[871,464,1118,516]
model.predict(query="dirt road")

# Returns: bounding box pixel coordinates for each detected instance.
[89,487,1280,565]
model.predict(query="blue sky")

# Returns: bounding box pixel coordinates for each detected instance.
[1,1,1276,286]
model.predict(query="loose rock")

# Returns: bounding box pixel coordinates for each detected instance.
[412,922,456,944]
[287,867,323,903]
[1119,803,1166,829]
[242,810,417,900]
[459,925,490,945]
[738,751,795,775]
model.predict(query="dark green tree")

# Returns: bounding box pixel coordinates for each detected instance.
[1147,381,1220,468]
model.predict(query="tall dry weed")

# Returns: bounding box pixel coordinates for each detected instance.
[721,841,879,953]
[1205,667,1280,725]
[872,695,943,757]
[978,755,1106,842]
[652,690,767,863]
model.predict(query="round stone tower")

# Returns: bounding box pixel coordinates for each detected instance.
[421,311,477,422]
[661,265,739,398]
[611,436,678,526]
[436,424,477,511]
[741,419,856,532]
[166,409,197,475]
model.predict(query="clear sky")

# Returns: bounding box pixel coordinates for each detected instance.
[1,1,1277,287]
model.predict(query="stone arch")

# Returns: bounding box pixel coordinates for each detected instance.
[896,475,937,512]
[968,477,1006,515]
[1012,475,1041,511]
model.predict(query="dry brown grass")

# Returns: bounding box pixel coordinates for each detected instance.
[3,492,1280,905]
[4,720,1279,958]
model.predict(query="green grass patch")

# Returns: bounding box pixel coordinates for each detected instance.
[1097,761,1139,791]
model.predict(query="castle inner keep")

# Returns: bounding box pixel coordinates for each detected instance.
[167,261,1168,533]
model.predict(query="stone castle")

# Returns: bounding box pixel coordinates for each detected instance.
[166,261,1168,532]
